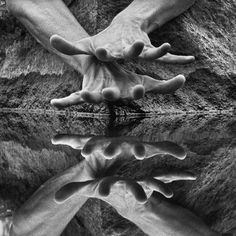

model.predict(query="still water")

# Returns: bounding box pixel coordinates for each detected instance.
[0,112,235,236]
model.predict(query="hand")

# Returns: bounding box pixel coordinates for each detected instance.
[50,57,185,107]
[54,170,196,216]
[51,134,187,160]
[52,134,195,204]
[50,17,195,63]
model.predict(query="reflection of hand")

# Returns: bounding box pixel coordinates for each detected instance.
[55,170,195,215]
[50,56,186,107]
[50,19,194,63]
[51,134,187,160]
[52,134,195,214]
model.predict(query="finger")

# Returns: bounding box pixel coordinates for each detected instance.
[140,43,171,60]
[140,178,173,198]
[55,180,94,203]
[95,47,116,61]
[102,87,121,102]
[130,84,145,100]
[103,142,121,159]
[81,91,103,104]
[123,40,145,58]
[144,74,185,94]
[157,53,195,64]
[81,140,96,157]
[154,141,186,160]
[99,177,147,203]
[132,143,146,160]
[154,172,196,183]
[50,92,84,108]
[126,181,147,203]
[98,177,117,196]
[51,134,91,149]
[50,35,90,55]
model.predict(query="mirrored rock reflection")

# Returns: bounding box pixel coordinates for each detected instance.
[2,134,223,236]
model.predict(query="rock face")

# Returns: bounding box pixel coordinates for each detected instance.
[0,0,235,114]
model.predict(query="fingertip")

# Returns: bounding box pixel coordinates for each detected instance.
[104,145,121,159]
[102,87,120,101]
[162,42,171,51]
[132,144,146,160]
[174,74,186,88]
[165,191,174,198]
[50,34,60,46]
[131,40,145,56]
[131,85,145,100]
[81,91,102,104]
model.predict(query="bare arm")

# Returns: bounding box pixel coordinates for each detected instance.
[49,0,196,62]
[115,0,196,33]
[10,161,91,236]
[6,0,90,72]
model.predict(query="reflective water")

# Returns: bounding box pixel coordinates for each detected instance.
[0,112,235,236]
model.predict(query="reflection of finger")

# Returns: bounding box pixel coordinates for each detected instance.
[50,92,84,108]
[81,141,96,157]
[98,177,117,196]
[140,178,173,198]
[95,48,115,61]
[81,91,103,104]
[156,141,186,160]
[50,35,90,55]
[126,181,147,203]
[144,74,185,94]
[55,180,94,203]
[104,142,121,159]
[51,134,91,149]
[132,143,146,160]
[154,172,196,183]
[102,87,121,101]
[99,177,147,203]
[140,43,171,60]
[131,84,145,100]
[157,53,195,64]
[123,40,144,58]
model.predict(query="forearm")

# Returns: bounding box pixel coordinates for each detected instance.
[11,162,90,236]
[124,195,219,236]
[114,0,195,33]
[6,0,89,72]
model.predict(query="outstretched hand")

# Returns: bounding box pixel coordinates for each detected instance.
[50,17,195,63]
[50,56,186,107]
[51,135,187,160]
[52,134,195,204]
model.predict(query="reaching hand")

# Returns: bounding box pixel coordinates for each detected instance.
[50,17,195,63]
[51,134,187,160]
[54,170,195,215]
[52,134,195,206]
[50,56,186,107]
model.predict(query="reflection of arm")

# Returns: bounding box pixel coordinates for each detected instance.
[124,193,220,236]
[10,161,90,236]
[6,0,89,72]
[114,0,195,33]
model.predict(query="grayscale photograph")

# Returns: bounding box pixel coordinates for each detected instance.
[0,0,235,235]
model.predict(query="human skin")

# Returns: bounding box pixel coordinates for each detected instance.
[9,137,195,236]
[52,134,220,236]
[51,0,196,62]
[7,0,195,107]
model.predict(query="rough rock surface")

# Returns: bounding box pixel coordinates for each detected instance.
[0,112,235,235]
[0,0,235,114]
